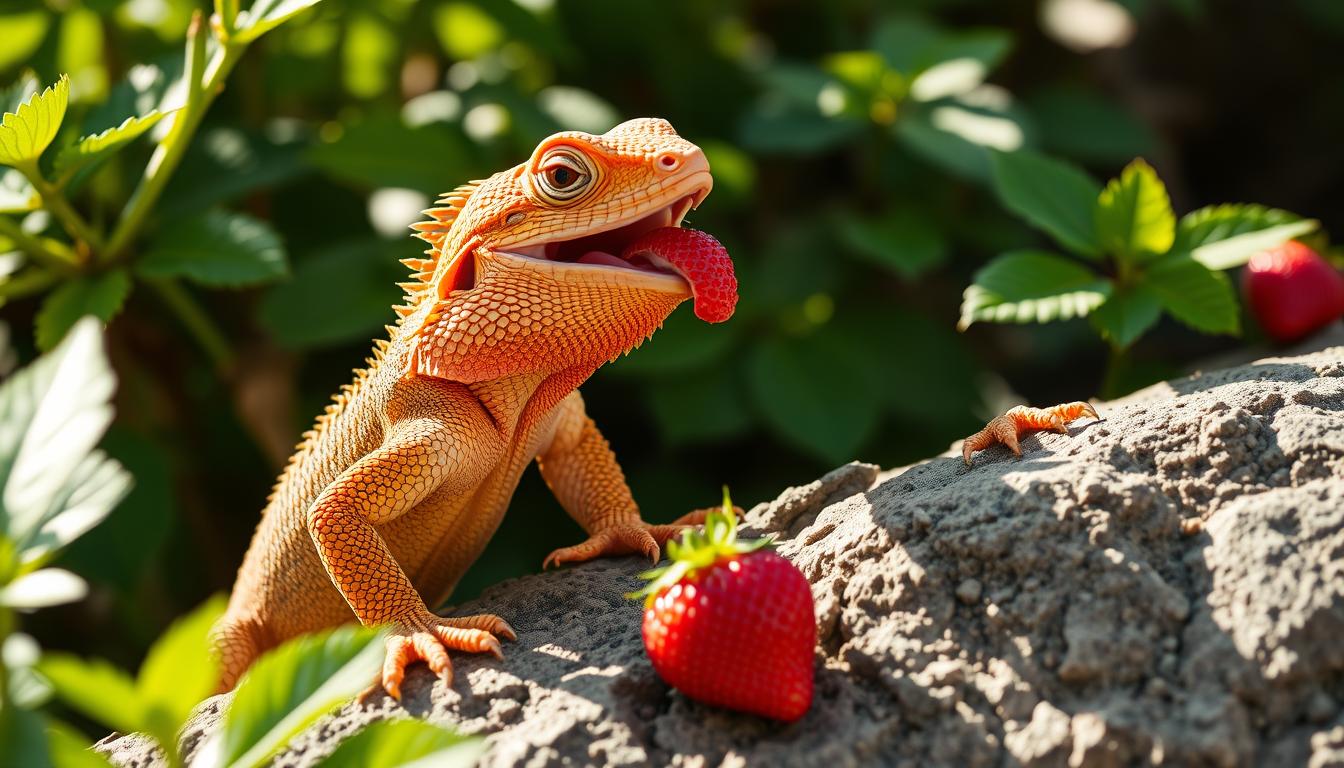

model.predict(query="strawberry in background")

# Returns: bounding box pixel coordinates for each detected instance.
[1242,241,1344,343]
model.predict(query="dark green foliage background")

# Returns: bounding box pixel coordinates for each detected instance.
[4,0,1343,670]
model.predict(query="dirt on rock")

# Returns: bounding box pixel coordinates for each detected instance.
[102,341,1344,767]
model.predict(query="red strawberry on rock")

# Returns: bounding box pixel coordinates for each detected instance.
[1242,241,1344,343]
[630,489,815,722]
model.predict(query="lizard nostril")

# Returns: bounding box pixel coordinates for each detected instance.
[657,153,680,172]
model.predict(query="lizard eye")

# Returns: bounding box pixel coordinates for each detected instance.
[535,147,596,204]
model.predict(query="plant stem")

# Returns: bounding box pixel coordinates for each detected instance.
[15,163,104,255]
[103,13,246,263]
[0,268,60,304]
[0,216,78,271]
[147,278,235,373]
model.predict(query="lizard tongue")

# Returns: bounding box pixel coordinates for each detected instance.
[621,227,738,323]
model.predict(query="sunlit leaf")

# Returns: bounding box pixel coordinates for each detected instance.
[991,149,1101,257]
[138,210,288,287]
[0,75,69,167]
[53,110,168,182]
[1094,158,1175,263]
[235,0,326,44]
[322,720,484,768]
[746,331,882,466]
[34,271,132,351]
[537,86,619,134]
[38,654,144,736]
[342,13,397,99]
[1143,252,1239,335]
[1173,204,1318,271]
[5,632,53,708]
[896,94,1031,181]
[0,567,87,609]
[0,13,50,75]
[959,250,1111,328]
[1088,285,1162,348]
[136,595,227,747]
[58,9,107,104]
[0,317,131,566]
[196,625,383,768]
[433,2,503,59]
[836,209,947,279]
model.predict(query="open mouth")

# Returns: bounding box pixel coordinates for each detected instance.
[503,191,705,276]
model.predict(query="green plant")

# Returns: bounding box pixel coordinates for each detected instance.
[0,0,330,365]
[961,149,1319,388]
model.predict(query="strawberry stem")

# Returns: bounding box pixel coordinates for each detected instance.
[626,486,772,606]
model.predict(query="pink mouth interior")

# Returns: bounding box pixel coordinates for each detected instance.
[509,196,738,323]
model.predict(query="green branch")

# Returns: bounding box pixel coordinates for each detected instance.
[103,12,247,263]
[15,163,104,255]
[0,268,61,304]
[0,215,78,271]
[146,278,235,373]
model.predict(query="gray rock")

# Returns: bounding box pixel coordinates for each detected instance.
[100,343,1344,767]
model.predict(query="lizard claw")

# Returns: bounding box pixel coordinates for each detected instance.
[962,401,1100,466]
[542,505,745,569]
[377,610,513,700]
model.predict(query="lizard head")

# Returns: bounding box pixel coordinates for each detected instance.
[402,118,734,383]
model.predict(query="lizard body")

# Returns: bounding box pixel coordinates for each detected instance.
[215,118,731,697]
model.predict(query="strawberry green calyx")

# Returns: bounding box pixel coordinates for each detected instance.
[627,487,770,607]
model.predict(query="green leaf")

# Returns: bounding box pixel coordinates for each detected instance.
[322,720,484,768]
[160,127,307,218]
[235,0,325,44]
[608,304,743,377]
[138,210,288,287]
[38,654,144,735]
[0,15,50,75]
[991,149,1102,257]
[259,239,404,349]
[1028,86,1157,163]
[1094,158,1176,263]
[908,30,1013,101]
[46,720,115,768]
[1173,204,1319,271]
[0,316,131,565]
[35,271,132,351]
[871,14,941,74]
[0,703,52,768]
[738,106,862,155]
[6,632,54,708]
[746,331,883,466]
[196,625,383,768]
[959,250,1111,329]
[308,113,472,194]
[1088,286,1162,348]
[645,369,752,446]
[835,209,948,279]
[433,2,504,60]
[0,567,87,609]
[895,96,1033,182]
[1143,252,1240,335]
[53,110,169,182]
[0,75,69,167]
[136,595,227,746]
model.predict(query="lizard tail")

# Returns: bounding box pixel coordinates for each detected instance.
[211,615,266,693]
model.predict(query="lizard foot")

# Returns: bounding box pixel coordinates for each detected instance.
[376,609,514,700]
[541,506,743,569]
[962,401,1099,466]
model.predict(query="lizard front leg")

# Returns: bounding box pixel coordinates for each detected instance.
[537,392,704,568]
[307,395,510,699]
[961,401,1100,466]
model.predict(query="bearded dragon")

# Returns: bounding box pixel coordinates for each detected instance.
[213,117,1091,700]
[213,118,736,698]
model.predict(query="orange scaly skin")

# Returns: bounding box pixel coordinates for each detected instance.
[214,119,722,699]
[961,401,1100,465]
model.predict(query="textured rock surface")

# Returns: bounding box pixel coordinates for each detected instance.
[102,342,1344,767]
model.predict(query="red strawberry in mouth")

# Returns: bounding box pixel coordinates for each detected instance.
[622,227,738,323]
